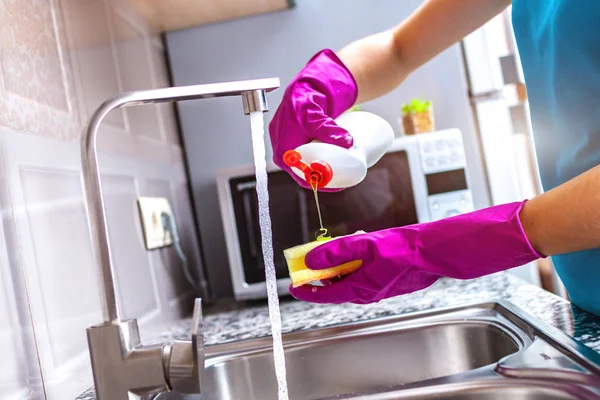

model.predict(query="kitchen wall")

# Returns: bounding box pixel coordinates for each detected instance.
[166,0,491,298]
[0,1,203,399]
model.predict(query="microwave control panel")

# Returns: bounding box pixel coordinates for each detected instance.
[418,129,467,174]
[416,130,475,221]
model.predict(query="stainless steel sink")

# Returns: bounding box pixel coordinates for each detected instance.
[155,302,600,400]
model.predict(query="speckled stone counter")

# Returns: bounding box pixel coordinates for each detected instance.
[76,272,600,399]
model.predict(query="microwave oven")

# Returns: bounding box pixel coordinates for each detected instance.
[216,128,475,300]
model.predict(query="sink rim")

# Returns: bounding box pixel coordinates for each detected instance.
[205,301,530,360]
[328,376,600,400]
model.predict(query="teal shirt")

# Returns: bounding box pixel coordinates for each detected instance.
[512,1,600,315]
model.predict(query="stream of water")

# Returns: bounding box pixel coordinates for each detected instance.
[249,111,289,400]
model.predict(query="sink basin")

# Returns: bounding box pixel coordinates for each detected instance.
[156,302,600,400]
[202,322,519,399]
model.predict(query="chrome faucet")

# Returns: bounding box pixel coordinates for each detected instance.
[81,78,280,399]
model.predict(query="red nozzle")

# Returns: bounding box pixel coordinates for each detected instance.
[283,150,333,189]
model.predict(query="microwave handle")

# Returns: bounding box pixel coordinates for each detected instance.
[241,189,259,258]
[297,189,311,243]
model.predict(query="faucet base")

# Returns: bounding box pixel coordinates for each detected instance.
[87,319,169,400]
[88,299,204,398]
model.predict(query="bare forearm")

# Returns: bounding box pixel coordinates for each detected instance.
[521,165,600,256]
[337,0,511,103]
[338,30,406,104]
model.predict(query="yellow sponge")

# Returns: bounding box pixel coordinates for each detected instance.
[284,236,362,287]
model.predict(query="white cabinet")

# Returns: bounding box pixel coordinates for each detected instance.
[128,0,294,31]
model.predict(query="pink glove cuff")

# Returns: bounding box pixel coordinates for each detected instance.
[515,200,546,259]
[415,200,544,280]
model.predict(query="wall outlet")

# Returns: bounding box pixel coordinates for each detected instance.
[137,197,174,250]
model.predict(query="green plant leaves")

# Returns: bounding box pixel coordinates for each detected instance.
[401,97,431,114]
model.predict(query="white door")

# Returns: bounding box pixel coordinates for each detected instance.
[461,7,557,290]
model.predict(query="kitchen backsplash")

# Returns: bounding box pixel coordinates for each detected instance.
[0,1,203,399]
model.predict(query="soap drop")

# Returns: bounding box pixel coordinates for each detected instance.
[316,228,330,241]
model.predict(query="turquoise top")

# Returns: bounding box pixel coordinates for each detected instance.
[512,1,600,315]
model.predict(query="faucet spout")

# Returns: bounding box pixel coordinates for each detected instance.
[242,89,269,114]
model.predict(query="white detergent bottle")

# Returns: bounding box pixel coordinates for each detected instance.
[283,111,395,189]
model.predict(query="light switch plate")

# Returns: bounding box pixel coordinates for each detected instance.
[137,197,174,250]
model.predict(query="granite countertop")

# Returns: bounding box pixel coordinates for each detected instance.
[77,272,600,399]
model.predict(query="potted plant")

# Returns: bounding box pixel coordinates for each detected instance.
[400,97,434,134]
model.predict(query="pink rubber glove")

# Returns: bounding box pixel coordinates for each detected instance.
[290,201,544,304]
[268,49,358,189]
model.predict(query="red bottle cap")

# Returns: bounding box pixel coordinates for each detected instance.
[283,150,333,189]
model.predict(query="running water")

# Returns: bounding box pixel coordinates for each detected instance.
[249,111,289,400]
